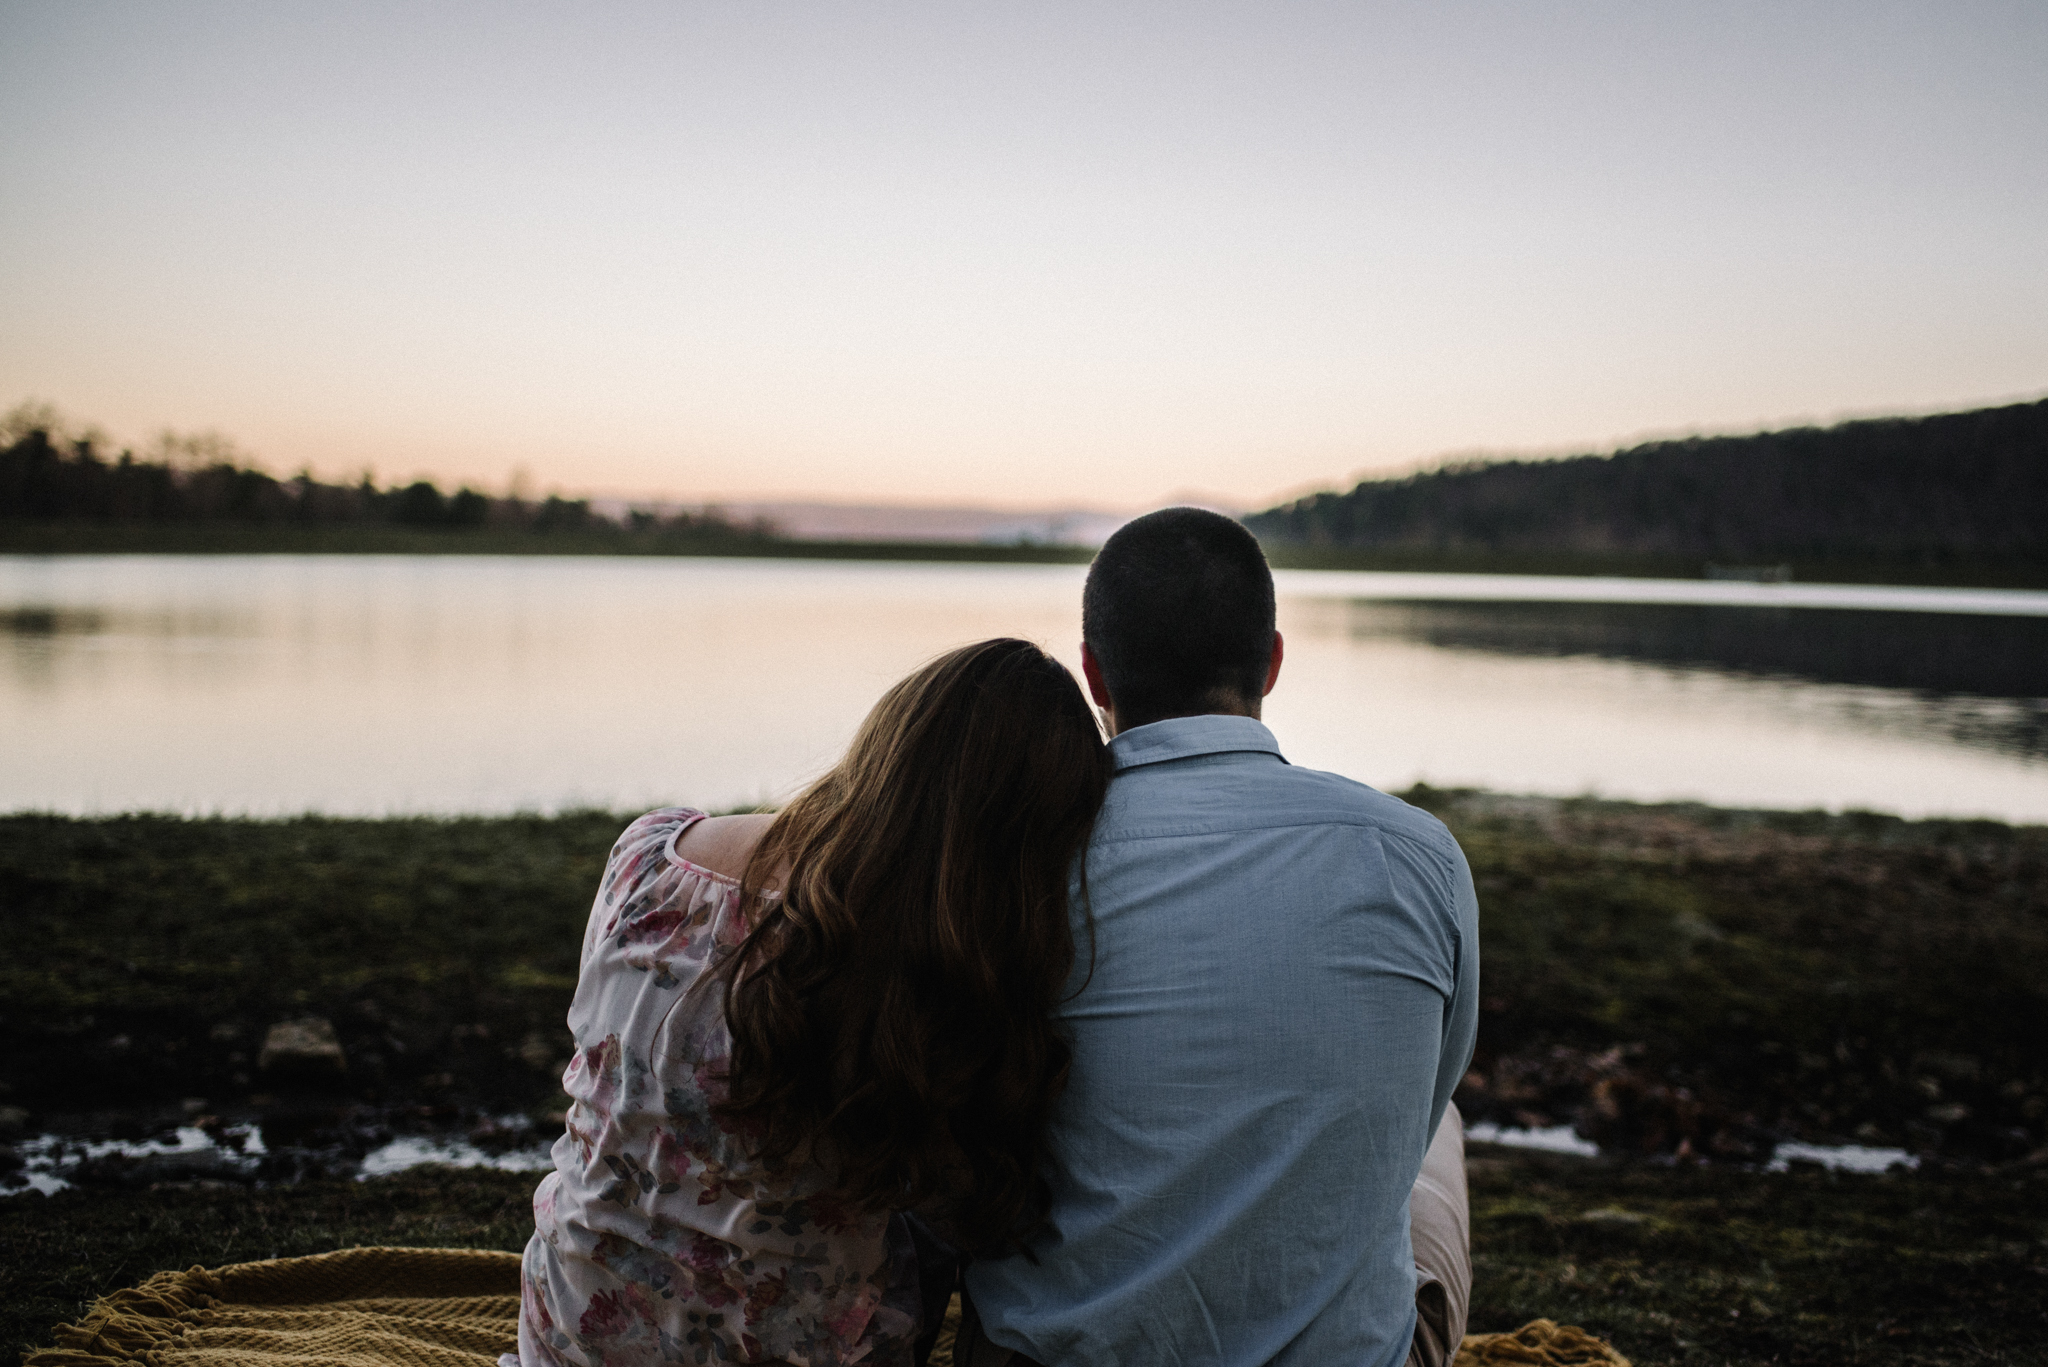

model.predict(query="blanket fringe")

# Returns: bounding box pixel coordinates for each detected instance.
[29,1250,1627,1367]
[1456,1317,1633,1366]
[32,1267,217,1367]
[25,1250,520,1367]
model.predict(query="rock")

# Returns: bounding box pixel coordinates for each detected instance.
[258,1017,348,1084]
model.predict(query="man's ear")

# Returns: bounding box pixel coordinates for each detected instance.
[1260,631,1285,697]
[1080,641,1114,709]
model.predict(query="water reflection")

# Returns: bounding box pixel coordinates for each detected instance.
[3,607,107,635]
[1339,601,2048,759]
[3,555,2044,822]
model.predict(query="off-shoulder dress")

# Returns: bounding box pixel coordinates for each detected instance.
[517,808,922,1367]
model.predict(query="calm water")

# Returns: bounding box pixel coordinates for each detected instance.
[4,555,2046,822]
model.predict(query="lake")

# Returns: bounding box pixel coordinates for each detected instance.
[5,554,2046,822]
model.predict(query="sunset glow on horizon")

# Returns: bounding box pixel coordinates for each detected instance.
[3,1,2044,511]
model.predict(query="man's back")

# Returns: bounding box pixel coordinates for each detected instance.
[965,715,1480,1367]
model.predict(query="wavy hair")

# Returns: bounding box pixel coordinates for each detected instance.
[714,638,1109,1253]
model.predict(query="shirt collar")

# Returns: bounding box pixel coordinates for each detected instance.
[1107,714,1286,773]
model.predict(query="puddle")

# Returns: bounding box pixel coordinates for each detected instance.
[357,1134,556,1179]
[2,1114,551,1196]
[1465,1121,1603,1157]
[1467,1123,1921,1173]
[6,1124,267,1195]
[1766,1141,1918,1173]
[4,1117,1925,1196]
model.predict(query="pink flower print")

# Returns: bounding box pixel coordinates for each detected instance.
[741,1268,790,1327]
[579,1281,662,1348]
[527,1276,556,1337]
[584,1035,624,1118]
[692,1060,730,1108]
[649,1126,692,1188]
[713,901,753,951]
[680,1229,732,1278]
[617,896,688,949]
[578,1289,636,1340]
[825,1290,879,1350]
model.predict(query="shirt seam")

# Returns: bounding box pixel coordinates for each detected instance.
[1093,814,1462,854]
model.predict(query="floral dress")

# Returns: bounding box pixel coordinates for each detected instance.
[518,809,923,1367]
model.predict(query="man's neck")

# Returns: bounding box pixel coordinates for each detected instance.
[1104,699,1260,739]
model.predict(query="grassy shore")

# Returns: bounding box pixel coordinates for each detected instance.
[3,795,2041,1161]
[2,796,2045,1361]
[5,1148,2044,1365]
[7,519,2046,586]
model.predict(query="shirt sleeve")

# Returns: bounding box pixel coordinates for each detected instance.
[1431,840,1482,1131]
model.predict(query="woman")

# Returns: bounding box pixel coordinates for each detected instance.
[518,639,1109,1367]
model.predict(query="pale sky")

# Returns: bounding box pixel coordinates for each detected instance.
[3,1,2044,510]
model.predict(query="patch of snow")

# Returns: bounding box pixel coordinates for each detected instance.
[356,1135,557,1179]
[1465,1121,1601,1157]
[81,1125,217,1159]
[1767,1142,1917,1173]
[2,1120,549,1198]
[2,1125,271,1198]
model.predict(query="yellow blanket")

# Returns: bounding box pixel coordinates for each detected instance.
[26,1247,1629,1367]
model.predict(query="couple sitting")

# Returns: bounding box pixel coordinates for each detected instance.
[516,508,1480,1367]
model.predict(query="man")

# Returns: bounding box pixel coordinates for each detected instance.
[959,507,1480,1367]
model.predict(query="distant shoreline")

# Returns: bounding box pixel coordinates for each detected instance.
[5,521,2046,588]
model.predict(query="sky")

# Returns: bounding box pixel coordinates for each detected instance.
[2,1,2044,511]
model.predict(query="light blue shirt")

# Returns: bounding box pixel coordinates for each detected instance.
[965,715,1480,1367]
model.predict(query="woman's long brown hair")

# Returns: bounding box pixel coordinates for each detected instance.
[714,638,1109,1253]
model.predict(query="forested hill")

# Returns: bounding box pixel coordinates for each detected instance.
[0,421,775,548]
[1244,400,2048,571]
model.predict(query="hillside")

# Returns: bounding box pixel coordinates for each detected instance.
[1245,400,2048,576]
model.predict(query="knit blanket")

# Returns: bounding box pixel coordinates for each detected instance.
[26,1247,1630,1367]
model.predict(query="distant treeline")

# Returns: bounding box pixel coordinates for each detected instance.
[0,417,775,543]
[1246,399,2048,568]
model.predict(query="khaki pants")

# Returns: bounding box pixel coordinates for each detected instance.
[1405,1101,1472,1367]
[955,1103,1473,1367]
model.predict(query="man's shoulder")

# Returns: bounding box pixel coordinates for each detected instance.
[1272,763,1465,858]
[1103,750,1464,863]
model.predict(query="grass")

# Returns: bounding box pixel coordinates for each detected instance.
[1459,1146,2048,1365]
[1402,792,2048,1165]
[4,1148,2044,1365]
[5,798,2043,1162]
[0,811,624,1117]
[1,798,2045,1361]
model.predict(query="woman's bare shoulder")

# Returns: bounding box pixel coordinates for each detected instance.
[671,812,777,882]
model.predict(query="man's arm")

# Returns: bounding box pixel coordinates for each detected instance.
[1431,847,1482,1130]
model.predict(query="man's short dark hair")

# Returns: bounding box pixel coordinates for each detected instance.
[1082,507,1276,728]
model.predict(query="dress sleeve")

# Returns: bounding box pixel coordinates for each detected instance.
[582,807,704,961]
